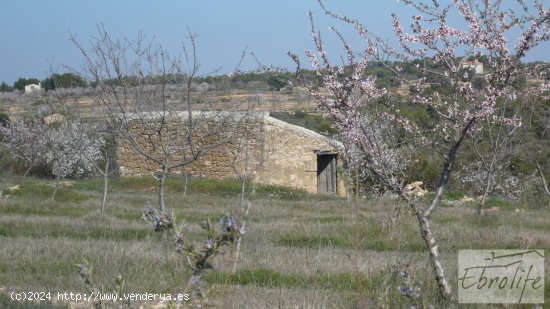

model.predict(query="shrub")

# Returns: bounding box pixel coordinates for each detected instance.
[519,178,550,209]
[404,152,442,190]
[0,112,9,127]
[293,110,306,118]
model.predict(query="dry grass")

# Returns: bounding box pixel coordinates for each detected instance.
[0,176,548,308]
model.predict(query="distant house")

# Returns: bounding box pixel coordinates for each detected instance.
[461,60,484,75]
[24,83,42,94]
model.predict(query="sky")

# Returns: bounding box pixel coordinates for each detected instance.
[1,0,548,85]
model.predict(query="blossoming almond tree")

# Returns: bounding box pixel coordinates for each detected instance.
[44,121,104,200]
[292,0,549,298]
[0,119,47,178]
[0,119,103,200]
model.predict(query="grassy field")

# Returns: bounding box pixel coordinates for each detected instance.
[0,176,548,308]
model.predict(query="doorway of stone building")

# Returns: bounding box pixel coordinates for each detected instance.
[317,153,337,194]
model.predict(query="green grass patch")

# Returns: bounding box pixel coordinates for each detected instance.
[185,178,245,195]
[73,176,242,194]
[0,221,152,241]
[8,258,78,280]
[311,216,346,223]
[109,208,144,221]
[182,177,311,200]
[484,196,514,209]
[459,213,502,227]
[276,233,425,252]
[0,201,90,218]
[443,191,464,201]
[72,176,160,192]
[68,178,104,192]
[277,234,348,248]
[363,239,425,252]
[205,268,381,291]
[252,183,310,200]
[208,268,306,288]
[73,176,313,200]
[7,182,92,203]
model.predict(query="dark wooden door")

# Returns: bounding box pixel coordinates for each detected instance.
[317,154,337,194]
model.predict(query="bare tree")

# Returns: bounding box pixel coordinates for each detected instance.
[470,102,524,215]
[71,26,252,213]
[525,86,550,201]
[226,108,280,275]
[94,130,118,215]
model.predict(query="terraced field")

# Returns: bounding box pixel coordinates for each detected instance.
[0,176,548,308]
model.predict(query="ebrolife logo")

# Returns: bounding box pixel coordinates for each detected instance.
[458,250,544,304]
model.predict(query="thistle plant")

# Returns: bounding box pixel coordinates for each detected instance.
[142,206,244,306]
[76,261,129,309]
[142,205,174,233]
[396,270,422,307]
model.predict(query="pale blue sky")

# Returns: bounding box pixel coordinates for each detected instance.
[0,1,548,85]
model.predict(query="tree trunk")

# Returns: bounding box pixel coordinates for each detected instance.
[52,176,60,201]
[232,146,249,274]
[477,171,492,216]
[416,212,453,299]
[23,165,33,178]
[182,173,188,197]
[535,161,550,198]
[416,119,474,300]
[232,201,250,275]
[158,166,168,213]
[239,174,246,208]
[100,160,110,215]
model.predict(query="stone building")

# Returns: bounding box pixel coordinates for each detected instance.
[117,112,346,196]
[461,60,484,75]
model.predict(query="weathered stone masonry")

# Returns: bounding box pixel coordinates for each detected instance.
[117,112,346,196]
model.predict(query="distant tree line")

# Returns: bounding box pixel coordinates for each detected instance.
[1,58,536,95]
[0,73,87,93]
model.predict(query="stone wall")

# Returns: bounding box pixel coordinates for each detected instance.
[116,112,345,196]
[254,117,346,196]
